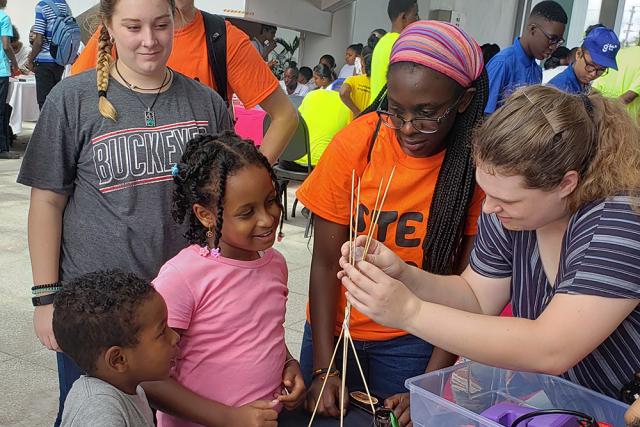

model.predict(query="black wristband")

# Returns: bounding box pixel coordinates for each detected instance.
[32,293,56,307]
[31,282,61,291]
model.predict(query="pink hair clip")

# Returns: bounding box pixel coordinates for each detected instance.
[199,246,210,257]
[211,247,221,258]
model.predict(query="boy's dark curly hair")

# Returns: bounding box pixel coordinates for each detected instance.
[171,131,283,248]
[52,271,157,374]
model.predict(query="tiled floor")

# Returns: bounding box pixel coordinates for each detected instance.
[0,129,312,426]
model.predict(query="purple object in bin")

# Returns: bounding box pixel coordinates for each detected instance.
[480,403,581,427]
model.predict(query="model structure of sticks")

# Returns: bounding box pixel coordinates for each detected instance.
[308,166,397,427]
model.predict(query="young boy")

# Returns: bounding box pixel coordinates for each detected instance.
[549,26,620,94]
[369,0,419,102]
[53,271,179,427]
[485,0,567,114]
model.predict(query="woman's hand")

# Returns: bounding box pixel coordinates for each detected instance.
[340,257,421,331]
[33,303,60,351]
[339,236,408,281]
[277,360,306,410]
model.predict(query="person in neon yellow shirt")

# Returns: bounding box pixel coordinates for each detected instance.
[369,0,419,104]
[340,54,372,122]
[294,90,351,168]
[593,44,640,124]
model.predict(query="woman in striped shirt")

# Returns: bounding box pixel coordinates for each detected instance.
[339,84,640,402]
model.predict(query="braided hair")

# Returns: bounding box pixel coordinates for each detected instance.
[97,25,117,121]
[360,65,489,275]
[172,131,283,249]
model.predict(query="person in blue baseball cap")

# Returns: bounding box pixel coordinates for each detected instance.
[549,26,620,94]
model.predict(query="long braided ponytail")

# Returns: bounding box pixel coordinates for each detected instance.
[422,69,488,274]
[97,25,117,121]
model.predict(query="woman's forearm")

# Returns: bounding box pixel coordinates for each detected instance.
[400,266,483,313]
[27,188,68,284]
[405,302,559,374]
[258,89,298,164]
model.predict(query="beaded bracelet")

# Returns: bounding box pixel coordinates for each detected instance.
[31,282,61,291]
[32,287,61,296]
[312,368,340,380]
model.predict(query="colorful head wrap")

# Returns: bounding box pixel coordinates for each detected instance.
[390,20,483,88]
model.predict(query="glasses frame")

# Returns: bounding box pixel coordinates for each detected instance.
[533,24,565,47]
[580,49,608,76]
[376,94,465,135]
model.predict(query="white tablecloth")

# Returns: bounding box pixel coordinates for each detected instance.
[8,77,39,135]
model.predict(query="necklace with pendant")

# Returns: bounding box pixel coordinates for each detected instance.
[115,60,172,127]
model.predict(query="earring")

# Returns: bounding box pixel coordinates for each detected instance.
[199,226,214,257]
[109,35,115,44]
[201,226,220,258]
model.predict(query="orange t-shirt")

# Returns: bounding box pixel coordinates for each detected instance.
[296,112,485,341]
[71,12,278,109]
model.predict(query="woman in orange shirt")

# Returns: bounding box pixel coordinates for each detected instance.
[296,21,487,425]
[72,0,296,164]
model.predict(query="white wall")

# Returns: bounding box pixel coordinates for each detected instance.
[300,2,354,68]
[429,0,519,47]
[300,0,432,69]
[6,0,38,42]
[351,0,431,45]
[300,0,520,70]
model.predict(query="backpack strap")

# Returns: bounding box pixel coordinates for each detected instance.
[367,118,383,162]
[201,11,228,106]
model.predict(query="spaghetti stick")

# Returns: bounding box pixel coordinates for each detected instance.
[348,170,355,266]
[340,311,348,427]
[307,326,346,427]
[364,165,396,257]
[348,332,376,414]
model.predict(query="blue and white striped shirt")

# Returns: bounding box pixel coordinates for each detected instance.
[471,196,640,400]
[33,0,71,63]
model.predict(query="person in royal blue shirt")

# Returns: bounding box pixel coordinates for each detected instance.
[549,26,620,95]
[485,0,567,114]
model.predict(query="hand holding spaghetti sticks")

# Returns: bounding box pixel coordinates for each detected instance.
[307,166,396,427]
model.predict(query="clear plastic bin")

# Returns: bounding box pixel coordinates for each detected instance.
[405,361,629,427]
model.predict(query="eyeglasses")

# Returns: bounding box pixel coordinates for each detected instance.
[581,51,608,76]
[376,94,464,134]
[533,24,564,47]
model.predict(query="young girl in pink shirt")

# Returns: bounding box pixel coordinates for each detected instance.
[145,132,306,427]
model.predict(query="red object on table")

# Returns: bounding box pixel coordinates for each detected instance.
[234,106,266,146]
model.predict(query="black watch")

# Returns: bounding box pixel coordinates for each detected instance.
[32,293,56,307]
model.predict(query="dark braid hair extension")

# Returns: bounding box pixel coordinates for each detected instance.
[422,68,488,274]
[171,131,283,248]
[357,67,489,274]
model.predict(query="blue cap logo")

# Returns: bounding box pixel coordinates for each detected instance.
[583,27,621,70]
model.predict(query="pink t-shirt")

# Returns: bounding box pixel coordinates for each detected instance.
[152,245,288,427]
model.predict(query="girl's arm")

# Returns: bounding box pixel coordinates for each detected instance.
[339,83,361,116]
[258,88,298,164]
[342,262,638,374]
[142,379,236,426]
[29,188,68,351]
[143,329,278,427]
[305,216,349,418]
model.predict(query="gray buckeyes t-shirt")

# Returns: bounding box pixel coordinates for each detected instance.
[18,70,233,280]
